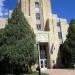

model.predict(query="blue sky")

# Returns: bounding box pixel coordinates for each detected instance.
[51,0,75,23]
[0,0,75,23]
[0,0,16,18]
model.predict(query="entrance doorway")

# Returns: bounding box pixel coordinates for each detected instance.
[40,44,48,68]
[40,59,47,68]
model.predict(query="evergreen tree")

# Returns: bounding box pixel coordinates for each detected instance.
[61,19,75,68]
[0,6,37,73]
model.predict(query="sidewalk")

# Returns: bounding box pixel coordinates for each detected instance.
[47,69,75,75]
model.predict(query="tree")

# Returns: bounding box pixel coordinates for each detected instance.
[0,6,37,73]
[60,19,75,68]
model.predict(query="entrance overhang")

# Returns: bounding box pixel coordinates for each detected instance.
[36,31,50,43]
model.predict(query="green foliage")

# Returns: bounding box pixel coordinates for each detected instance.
[60,19,75,68]
[6,72,48,75]
[0,6,37,73]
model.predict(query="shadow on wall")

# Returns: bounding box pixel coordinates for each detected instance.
[44,19,50,31]
[55,44,64,68]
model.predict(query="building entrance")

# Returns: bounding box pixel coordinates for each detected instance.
[40,44,48,68]
[40,59,47,68]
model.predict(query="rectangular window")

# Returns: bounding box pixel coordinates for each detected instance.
[57,22,60,27]
[41,60,43,68]
[45,60,47,68]
[36,24,41,30]
[35,2,39,8]
[58,32,62,39]
[36,13,40,20]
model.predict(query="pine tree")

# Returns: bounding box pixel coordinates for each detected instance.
[61,19,75,68]
[0,6,37,73]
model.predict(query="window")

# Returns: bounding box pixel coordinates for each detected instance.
[51,44,53,54]
[57,22,60,27]
[35,2,41,30]
[35,2,39,8]
[36,13,40,20]
[58,32,62,39]
[41,61,43,68]
[53,60,55,64]
[36,24,41,30]
[40,45,47,59]
[45,60,47,68]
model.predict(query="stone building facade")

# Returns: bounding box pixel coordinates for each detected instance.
[0,0,69,71]
[19,0,69,70]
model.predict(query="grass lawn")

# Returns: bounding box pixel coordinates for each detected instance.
[6,72,48,75]
[24,72,48,75]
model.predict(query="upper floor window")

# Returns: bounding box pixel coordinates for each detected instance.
[57,22,60,27]
[36,13,40,20]
[35,2,39,8]
[58,32,62,39]
[36,24,41,30]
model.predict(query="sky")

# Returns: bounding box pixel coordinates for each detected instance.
[51,0,75,23]
[0,0,75,23]
[0,0,16,18]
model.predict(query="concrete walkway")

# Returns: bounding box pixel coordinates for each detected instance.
[47,69,75,75]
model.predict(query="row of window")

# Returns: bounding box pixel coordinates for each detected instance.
[35,2,41,30]
[57,22,63,44]
[35,2,63,39]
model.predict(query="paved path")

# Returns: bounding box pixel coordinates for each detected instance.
[47,69,75,75]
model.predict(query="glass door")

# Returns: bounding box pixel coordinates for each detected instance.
[40,59,47,68]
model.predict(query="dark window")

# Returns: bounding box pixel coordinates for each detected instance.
[35,2,39,8]
[36,13,40,20]
[41,61,43,68]
[51,44,54,54]
[40,45,47,59]
[45,60,47,68]
[36,24,41,30]
[57,22,60,27]
[58,32,62,39]
[53,60,55,64]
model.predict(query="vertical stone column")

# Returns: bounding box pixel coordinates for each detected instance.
[48,32,53,69]
[47,44,51,69]
[37,43,41,68]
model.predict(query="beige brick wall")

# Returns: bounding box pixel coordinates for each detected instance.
[40,0,52,30]
[21,0,36,31]
[60,19,69,42]
[0,0,69,69]
[0,18,8,29]
[20,0,69,69]
[21,0,52,31]
[50,15,60,67]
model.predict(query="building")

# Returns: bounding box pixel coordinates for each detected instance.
[19,0,69,70]
[0,18,8,29]
[0,0,69,71]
